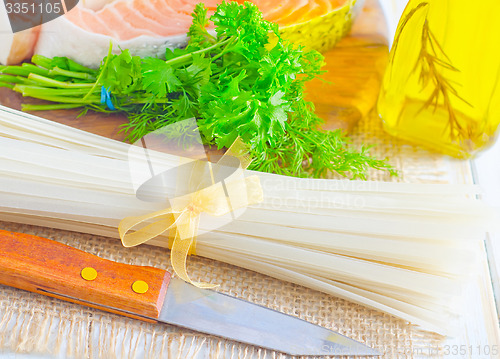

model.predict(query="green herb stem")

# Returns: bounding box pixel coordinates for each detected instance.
[49,67,96,81]
[15,85,99,97]
[164,37,232,68]
[27,74,95,89]
[209,37,237,62]
[21,103,84,111]
[63,58,97,74]
[31,54,97,75]
[0,82,14,89]
[20,63,51,77]
[83,42,113,100]
[30,55,53,69]
[15,90,100,104]
[0,74,37,85]
[0,66,36,77]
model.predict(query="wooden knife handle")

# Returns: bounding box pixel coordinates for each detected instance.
[0,230,171,321]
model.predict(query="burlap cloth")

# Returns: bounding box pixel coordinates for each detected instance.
[0,109,469,358]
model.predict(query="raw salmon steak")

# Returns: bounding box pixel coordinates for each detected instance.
[1,0,359,67]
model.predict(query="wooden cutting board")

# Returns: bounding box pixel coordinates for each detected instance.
[0,0,389,141]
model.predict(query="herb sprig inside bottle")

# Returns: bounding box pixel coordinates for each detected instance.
[0,1,396,179]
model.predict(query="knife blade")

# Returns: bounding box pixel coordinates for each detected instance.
[0,229,379,357]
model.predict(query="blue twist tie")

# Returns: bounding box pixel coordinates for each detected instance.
[100,86,116,111]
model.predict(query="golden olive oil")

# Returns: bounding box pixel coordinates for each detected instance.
[378,0,500,158]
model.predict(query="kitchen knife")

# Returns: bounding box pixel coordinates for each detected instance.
[0,230,379,357]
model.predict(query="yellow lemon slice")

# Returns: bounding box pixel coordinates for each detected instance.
[255,0,364,52]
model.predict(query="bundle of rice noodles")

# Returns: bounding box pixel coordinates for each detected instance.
[0,105,496,335]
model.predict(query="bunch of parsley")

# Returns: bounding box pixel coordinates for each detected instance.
[0,1,395,179]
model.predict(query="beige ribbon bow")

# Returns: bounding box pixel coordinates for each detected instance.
[118,140,263,288]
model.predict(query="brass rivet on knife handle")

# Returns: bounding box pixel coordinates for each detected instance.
[81,267,97,281]
[0,230,172,321]
[132,280,149,294]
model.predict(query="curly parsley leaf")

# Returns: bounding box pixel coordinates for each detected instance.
[187,3,214,49]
